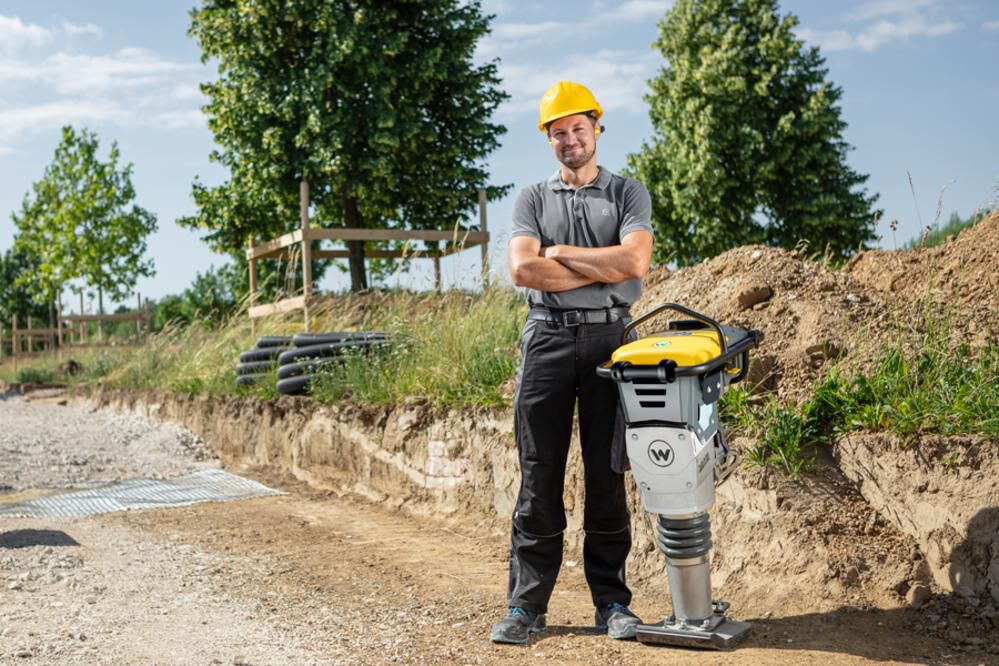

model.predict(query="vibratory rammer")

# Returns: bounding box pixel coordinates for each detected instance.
[597,303,763,649]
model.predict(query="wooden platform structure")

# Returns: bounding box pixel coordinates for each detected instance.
[246,182,490,330]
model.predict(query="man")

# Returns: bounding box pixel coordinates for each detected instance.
[490,81,654,644]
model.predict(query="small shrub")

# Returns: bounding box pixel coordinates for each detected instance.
[15,366,55,384]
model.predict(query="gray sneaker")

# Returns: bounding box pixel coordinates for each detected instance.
[595,602,641,640]
[490,607,546,644]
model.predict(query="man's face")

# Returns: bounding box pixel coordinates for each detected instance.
[547,114,598,169]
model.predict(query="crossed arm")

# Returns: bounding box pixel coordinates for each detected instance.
[507,230,653,293]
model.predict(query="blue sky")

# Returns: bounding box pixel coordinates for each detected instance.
[1,1,997,311]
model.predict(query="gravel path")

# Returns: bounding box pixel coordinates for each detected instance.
[0,393,216,492]
[1,517,324,664]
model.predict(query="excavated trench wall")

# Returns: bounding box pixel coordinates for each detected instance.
[93,389,998,612]
[835,434,999,604]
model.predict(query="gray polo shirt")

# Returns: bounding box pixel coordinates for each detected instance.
[510,166,653,310]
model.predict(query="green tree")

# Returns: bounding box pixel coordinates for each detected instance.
[184,0,509,291]
[904,209,991,249]
[628,0,881,266]
[150,264,241,330]
[12,126,158,325]
[0,245,49,332]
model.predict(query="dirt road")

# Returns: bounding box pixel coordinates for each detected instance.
[0,394,982,665]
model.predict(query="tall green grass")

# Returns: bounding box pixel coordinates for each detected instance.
[724,322,998,478]
[310,289,524,407]
[1,288,526,408]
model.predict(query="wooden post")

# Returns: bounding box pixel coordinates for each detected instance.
[300,180,313,332]
[433,254,442,293]
[57,290,64,346]
[79,292,86,344]
[47,298,54,351]
[247,235,258,308]
[478,188,489,287]
[26,315,32,354]
[136,292,142,336]
[11,314,17,374]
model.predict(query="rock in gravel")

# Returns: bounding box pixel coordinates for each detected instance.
[906,583,932,608]
[736,281,773,310]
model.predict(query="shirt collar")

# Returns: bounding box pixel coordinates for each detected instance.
[547,166,611,192]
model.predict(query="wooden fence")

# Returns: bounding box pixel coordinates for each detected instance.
[0,293,149,372]
[246,182,490,330]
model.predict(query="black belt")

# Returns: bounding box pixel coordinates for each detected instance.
[527,306,630,327]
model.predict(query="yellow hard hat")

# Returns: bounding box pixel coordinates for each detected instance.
[537,81,603,132]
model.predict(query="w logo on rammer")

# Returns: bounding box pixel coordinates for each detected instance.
[647,440,675,467]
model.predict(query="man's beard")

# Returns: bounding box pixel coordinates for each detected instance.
[557,143,595,169]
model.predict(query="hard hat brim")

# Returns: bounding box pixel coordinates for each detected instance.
[538,107,604,132]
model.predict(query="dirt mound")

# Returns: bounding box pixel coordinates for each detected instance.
[845,209,999,345]
[635,245,891,401]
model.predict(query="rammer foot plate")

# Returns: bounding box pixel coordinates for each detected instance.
[635,618,751,650]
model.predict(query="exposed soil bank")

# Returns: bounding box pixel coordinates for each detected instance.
[91,388,995,632]
[835,434,999,603]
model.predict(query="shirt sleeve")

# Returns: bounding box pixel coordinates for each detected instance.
[619,179,654,242]
[510,187,541,240]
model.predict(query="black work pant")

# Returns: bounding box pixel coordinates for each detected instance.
[507,318,632,615]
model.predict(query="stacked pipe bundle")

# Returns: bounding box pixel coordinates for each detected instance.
[234,336,293,386]
[234,332,389,396]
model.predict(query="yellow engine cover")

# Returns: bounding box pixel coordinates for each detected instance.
[611,330,726,367]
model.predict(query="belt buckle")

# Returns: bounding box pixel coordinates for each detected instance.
[561,310,582,327]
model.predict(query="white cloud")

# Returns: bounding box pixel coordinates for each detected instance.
[848,0,936,21]
[604,0,669,23]
[0,14,52,53]
[478,2,667,58]
[984,20,999,32]
[493,20,568,41]
[0,18,206,154]
[497,49,659,122]
[43,49,194,94]
[480,0,516,17]
[798,1,960,52]
[799,16,959,52]
[0,48,197,91]
[0,99,127,145]
[152,109,206,130]
[0,97,206,150]
[61,21,103,39]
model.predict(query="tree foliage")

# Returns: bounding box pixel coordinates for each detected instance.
[0,245,49,329]
[151,264,242,329]
[12,126,158,311]
[628,0,881,266]
[184,0,509,291]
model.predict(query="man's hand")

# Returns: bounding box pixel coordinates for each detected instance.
[541,230,653,284]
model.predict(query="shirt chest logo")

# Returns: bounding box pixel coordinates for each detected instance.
[601,208,611,216]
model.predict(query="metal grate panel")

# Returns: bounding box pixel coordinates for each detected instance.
[0,470,285,519]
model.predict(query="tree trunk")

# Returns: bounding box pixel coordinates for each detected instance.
[97,287,104,341]
[342,195,368,292]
